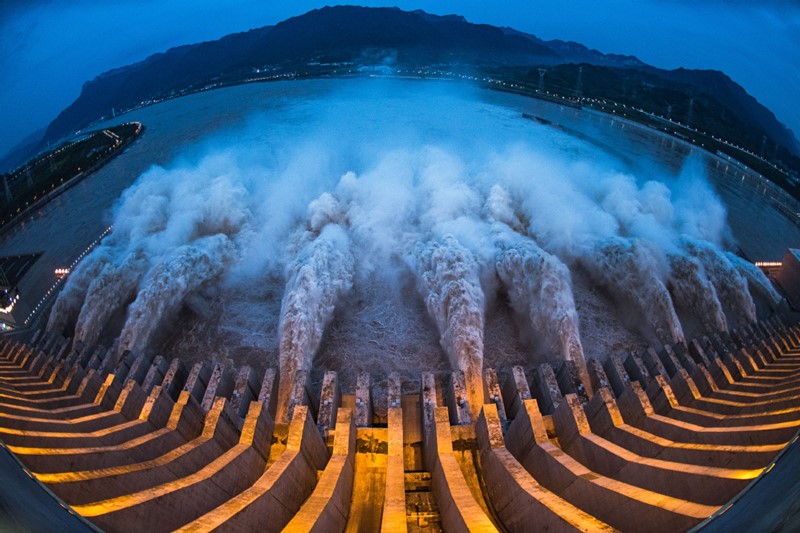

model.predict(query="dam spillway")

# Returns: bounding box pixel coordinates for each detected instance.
[1,78,799,531]
[0,320,799,531]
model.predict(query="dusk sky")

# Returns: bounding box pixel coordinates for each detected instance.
[1,0,798,161]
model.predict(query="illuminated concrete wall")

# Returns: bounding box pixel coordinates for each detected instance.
[0,318,798,531]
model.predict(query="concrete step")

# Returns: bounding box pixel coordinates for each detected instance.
[0,408,127,433]
[42,434,229,506]
[174,405,322,532]
[554,394,758,506]
[39,396,241,505]
[74,399,272,533]
[618,382,794,447]
[647,376,800,428]
[477,403,619,532]
[12,428,187,474]
[0,400,105,420]
[587,388,782,470]
[0,417,155,448]
[504,398,714,532]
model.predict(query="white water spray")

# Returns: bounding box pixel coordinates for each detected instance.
[415,235,485,410]
[667,253,728,333]
[726,252,782,307]
[684,238,757,326]
[46,246,114,336]
[487,185,588,381]
[73,248,148,346]
[115,235,233,358]
[276,192,354,420]
[580,237,685,345]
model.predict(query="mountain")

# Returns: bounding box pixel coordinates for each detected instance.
[500,27,647,69]
[647,67,799,156]
[38,5,800,171]
[504,27,798,157]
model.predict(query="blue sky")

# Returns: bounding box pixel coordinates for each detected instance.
[1,0,799,160]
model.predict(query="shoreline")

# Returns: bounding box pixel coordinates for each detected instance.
[0,123,144,239]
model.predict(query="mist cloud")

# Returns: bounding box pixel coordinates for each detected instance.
[46,81,776,404]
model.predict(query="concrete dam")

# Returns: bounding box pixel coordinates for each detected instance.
[0,317,799,531]
[1,80,799,532]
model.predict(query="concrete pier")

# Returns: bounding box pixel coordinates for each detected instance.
[0,319,798,530]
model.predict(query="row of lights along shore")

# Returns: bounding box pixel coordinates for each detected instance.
[23,226,113,327]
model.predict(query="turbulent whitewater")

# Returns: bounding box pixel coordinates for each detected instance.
[276,192,354,421]
[43,80,781,408]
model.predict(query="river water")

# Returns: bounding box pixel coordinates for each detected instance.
[1,77,797,387]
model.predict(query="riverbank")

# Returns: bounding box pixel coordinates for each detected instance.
[0,123,143,237]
